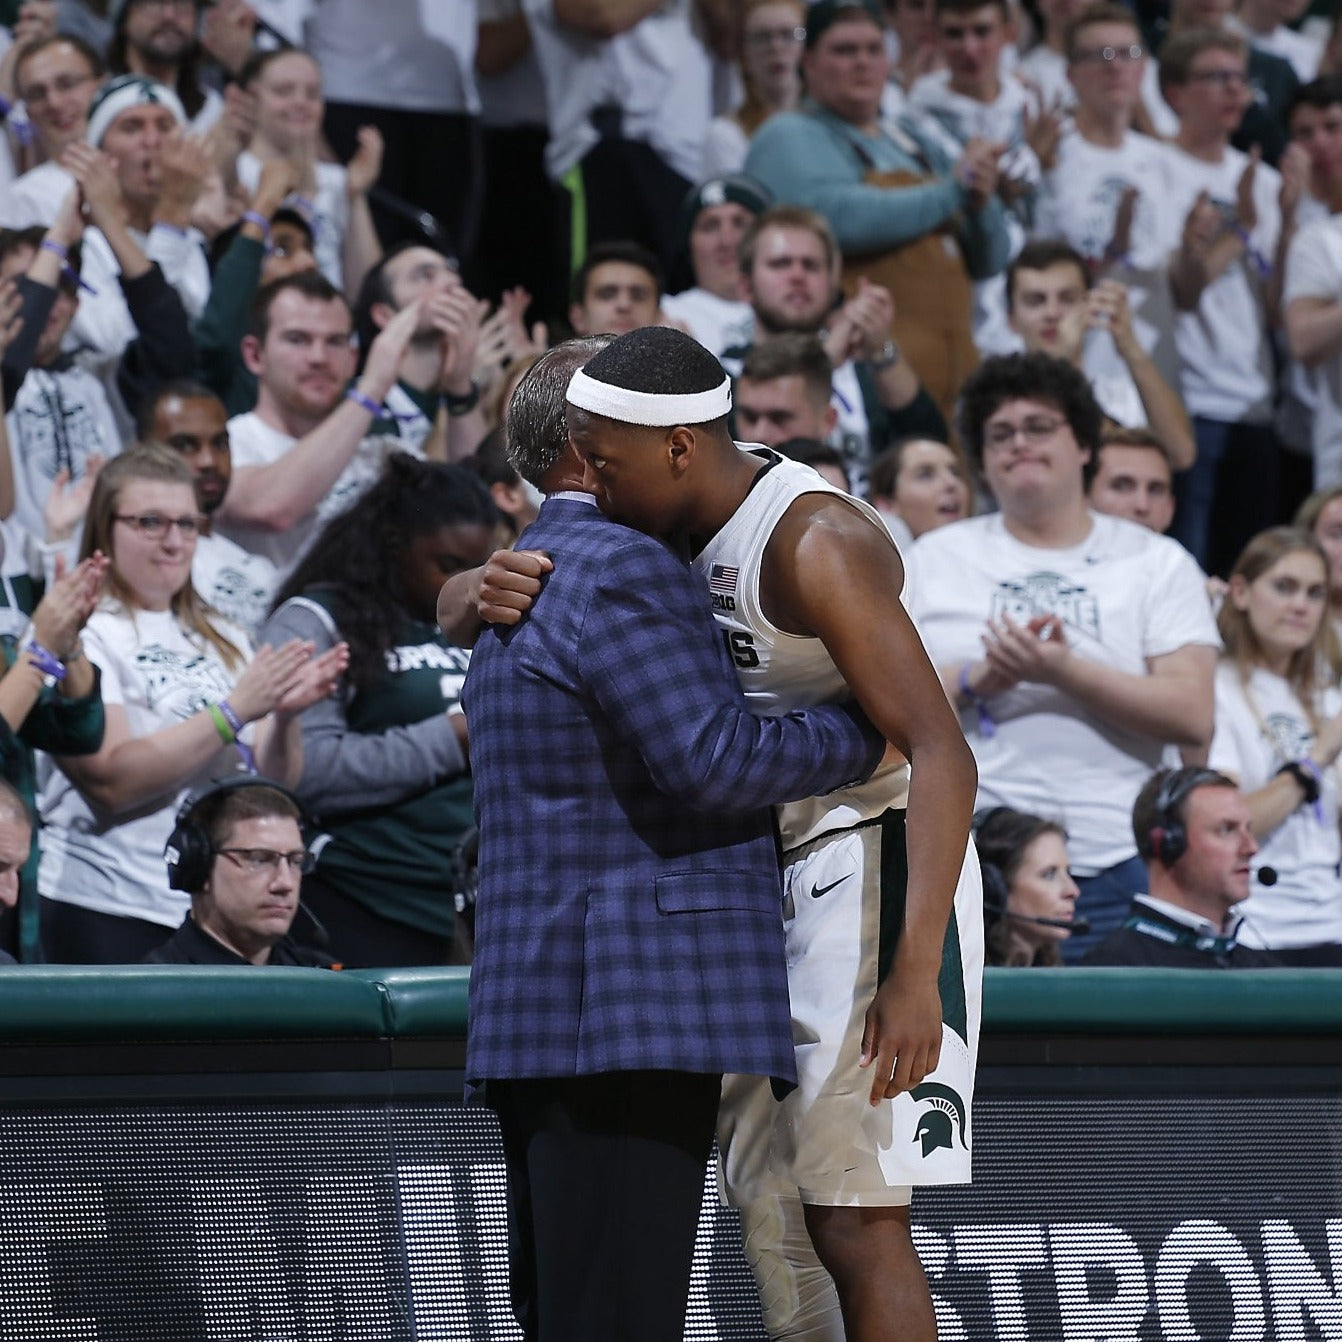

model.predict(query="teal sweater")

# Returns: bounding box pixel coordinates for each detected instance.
[745,101,1011,280]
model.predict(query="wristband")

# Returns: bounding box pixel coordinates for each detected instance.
[346,387,382,418]
[27,642,66,682]
[956,662,996,740]
[208,702,235,745]
[1232,225,1272,278]
[241,210,272,239]
[219,700,244,738]
[1277,759,1323,822]
[40,239,68,262]
[218,699,258,775]
[869,340,900,371]
[442,380,481,417]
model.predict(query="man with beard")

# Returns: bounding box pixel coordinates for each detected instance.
[107,0,225,134]
[215,270,425,577]
[721,205,943,495]
[352,242,488,460]
[139,379,277,635]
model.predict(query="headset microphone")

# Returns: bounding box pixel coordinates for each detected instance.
[1256,866,1278,887]
[1015,911,1091,934]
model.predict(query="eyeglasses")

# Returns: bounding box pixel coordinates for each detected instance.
[218,847,315,875]
[1187,69,1249,88]
[114,512,205,538]
[21,72,96,108]
[745,25,806,47]
[983,416,1068,449]
[1073,43,1143,64]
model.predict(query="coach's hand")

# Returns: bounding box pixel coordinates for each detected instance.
[859,968,943,1103]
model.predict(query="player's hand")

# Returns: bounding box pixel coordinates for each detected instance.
[477,549,552,625]
[860,969,943,1102]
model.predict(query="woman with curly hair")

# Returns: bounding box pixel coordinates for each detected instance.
[260,454,500,967]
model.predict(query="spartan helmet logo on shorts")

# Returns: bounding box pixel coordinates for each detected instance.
[911,1082,968,1157]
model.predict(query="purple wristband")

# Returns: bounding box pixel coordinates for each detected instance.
[241,210,271,238]
[219,700,257,774]
[40,239,68,261]
[346,387,382,418]
[957,662,996,740]
[27,642,66,681]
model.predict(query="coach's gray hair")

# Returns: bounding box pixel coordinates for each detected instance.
[505,336,612,486]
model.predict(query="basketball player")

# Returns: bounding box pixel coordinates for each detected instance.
[452,327,983,1342]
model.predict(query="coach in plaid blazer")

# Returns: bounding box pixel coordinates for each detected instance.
[462,492,883,1341]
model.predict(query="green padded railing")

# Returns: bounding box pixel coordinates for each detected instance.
[0,966,1338,1044]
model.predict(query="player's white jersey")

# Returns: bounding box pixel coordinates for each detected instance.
[693,448,910,849]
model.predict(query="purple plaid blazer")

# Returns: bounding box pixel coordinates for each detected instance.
[463,496,883,1087]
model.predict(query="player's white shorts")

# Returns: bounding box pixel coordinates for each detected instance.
[719,809,983,1208]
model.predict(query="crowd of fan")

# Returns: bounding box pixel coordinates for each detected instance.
[0,0,1338,971]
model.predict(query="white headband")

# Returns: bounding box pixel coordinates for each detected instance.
[86,77,187,148]
[566,367,732,427]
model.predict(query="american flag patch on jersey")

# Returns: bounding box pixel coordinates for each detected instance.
[709,564,739,595]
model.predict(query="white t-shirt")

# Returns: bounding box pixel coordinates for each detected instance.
[703,115,750,177]
[476,0,546,128]
[1016,44,1074,111]
[1034,128,1182,387]
[219,410,423,577]
[236,152,349,291]
[193,529,279,638]
[1283,215,1342,487]
[907,72,1042,357]
[521,0,711,183]
[37,604,256,928]
[303,0,480,113]
[1089,364,1148,428]
[1146,143,1280,422]
[0,160,74,229]
[1139,60,1179,140]
[906,511,1220,872]
[5,364,122,545]
[659,287,754,360]
[1208,662,1342,949]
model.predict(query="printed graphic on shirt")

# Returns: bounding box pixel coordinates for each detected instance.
[205,566,273,636]
[1072,175,1146,262]
[387,642,471,702]
[136,645,236,718]
[1262,711,1313,764]
[989,571,1101,642]
[13,382,113,481]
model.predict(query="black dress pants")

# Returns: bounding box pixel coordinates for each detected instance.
[491,1069,722,1342]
